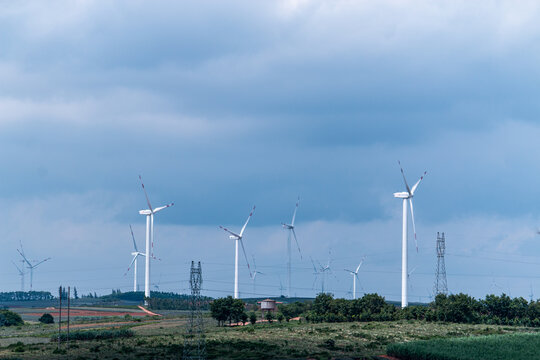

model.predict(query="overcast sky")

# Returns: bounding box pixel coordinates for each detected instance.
[2,0,540,301]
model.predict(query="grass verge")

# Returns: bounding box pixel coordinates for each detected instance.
[387,332,540,360]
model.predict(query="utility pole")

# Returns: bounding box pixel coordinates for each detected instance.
[67,286,70,348]
[57,286,62,349]
[434,232,448,296]
[183,261,206,360]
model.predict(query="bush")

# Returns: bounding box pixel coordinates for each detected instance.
[38,313,54,324]
[0,310,24,327]
[54,328,134,341]
[249,312,257,325]
[265,312,274,323]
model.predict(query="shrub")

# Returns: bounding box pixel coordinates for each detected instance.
[54,328,134,341]
[38,313,54,324]
[249,312,257,325]
[0,310,24,326]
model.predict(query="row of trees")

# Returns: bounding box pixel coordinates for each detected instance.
[0,291,54,301]
[302,293,540,326]
[210,292,540,327]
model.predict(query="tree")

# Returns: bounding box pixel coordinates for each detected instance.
[277,312,284,323]
[240,312,248,325]
[210,296,246,326]
[249,312,257,325]
[0,310,23,326]
[73,287,79,299]
[38,313,54,324]
[265,311,274,323]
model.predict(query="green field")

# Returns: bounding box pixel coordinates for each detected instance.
[0,309,538,359]
[387,332,540,360]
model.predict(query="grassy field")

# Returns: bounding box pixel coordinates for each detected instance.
[0,306,538,359]
[387,332,540,360]
[0,313,537,359]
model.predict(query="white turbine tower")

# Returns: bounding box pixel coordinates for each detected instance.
[16,249,50,291]
[282,197,302,298]
[220,206,255,299]
[345,257,365,300]
[138,175,174,303]
[393,161,426,308]
[124,225,146,292]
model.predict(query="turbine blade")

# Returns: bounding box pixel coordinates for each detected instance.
[411,171,427,195]
[219,226,240,238]
[124,255,137,276]
[291,197,299,226]
[355,256,366,273]
[310,257,318,272]
[33,257,51,268]
[291,228,302,259]
[409,199,418,252]
[129,224,138,252]
[138,175,153,211]
[12,261,22,274]
[409,266,417,276]
[398,161,412,194]
[239,238,252,278]
[153,203,174,213]
[239,206,256,237]
[17,249,32,267]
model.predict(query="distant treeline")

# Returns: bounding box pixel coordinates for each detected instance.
[0,291,54,301]
[147,294,212,310]
[297,293,540,327]
[98,290,212,310]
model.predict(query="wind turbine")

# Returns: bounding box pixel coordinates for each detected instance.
[138,175,174,303]
[393,161,426,308]
[311,256,331,294]
[16,248,51,291]
[12,261,24,292]
[282,197,302,298]
[344,257,365,300]
[220,206,255,299]
[251,255,264,297]
[124,225,146,292]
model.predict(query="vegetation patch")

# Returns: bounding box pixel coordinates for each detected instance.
[53,328,134,341]
[387,332,540,360]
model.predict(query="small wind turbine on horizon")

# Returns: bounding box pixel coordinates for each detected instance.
[12,261,25,292]
[251,255,264,297]
[344,256,365,300]
[220,206,255,299]
[16,245,51,291]
[282,197,302,298]
[394,161,426,308]
[311,254,332,294]
[124,225,146,292]
[138,175,174,303]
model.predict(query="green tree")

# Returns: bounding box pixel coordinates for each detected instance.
[38,313,54,324]
[249,311,257,325]
[265,311,274,323]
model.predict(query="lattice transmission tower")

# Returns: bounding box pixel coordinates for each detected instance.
[183,261,206,360]
[434,232,448,296]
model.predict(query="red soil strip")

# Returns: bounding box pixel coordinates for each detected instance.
[27,309,146,317]
[137,305,162,317]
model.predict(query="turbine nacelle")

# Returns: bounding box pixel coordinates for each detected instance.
[393,192,410,199]
[282,223,294,229]
[139,209,152,215]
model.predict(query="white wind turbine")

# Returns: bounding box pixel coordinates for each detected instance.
[311,255,331,294]
[393,161,426,308]
[344,257,365,300]
[138,175,174,303]
[282,197,302,298]
[251,255,264,297]
[220,206,255,299]
[124,225,146,292]
[16,248,51,291]
[12,261,24,292]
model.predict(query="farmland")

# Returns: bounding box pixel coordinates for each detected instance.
[0,307,537,359]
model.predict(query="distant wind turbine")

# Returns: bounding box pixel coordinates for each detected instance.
[282,197,302,298]
[124,225,146,292]
[16,248,51,291]
[344,257,365,300]
[251,255,264,297]
[138,176,174,303]
[220,206,255,299]
[12,261,24,292]
[393,161,426,308]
